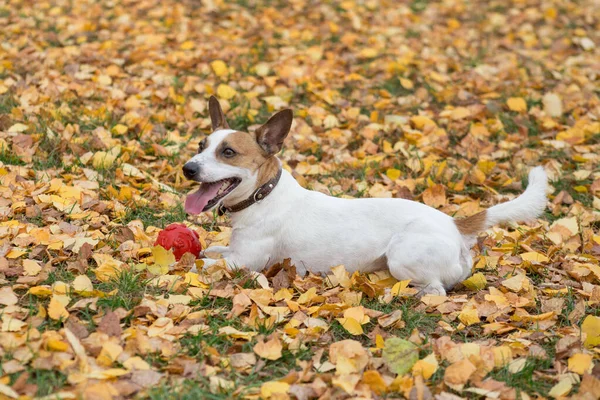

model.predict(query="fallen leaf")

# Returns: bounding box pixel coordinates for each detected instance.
[382,338,419,375]
[253,337,283,360]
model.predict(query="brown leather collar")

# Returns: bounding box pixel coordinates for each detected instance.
[218,168,282,215]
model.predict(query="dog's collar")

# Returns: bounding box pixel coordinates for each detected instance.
[218,168,282,216]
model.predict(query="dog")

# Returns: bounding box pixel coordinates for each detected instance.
[182,96,548,295]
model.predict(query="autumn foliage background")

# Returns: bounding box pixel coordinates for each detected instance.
[0,0,599,399]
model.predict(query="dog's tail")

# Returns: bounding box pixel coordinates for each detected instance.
[454,166,548,236]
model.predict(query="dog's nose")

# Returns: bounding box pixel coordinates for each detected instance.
[182,162,199,179]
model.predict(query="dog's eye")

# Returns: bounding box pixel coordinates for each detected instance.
[222,148,236,158]
[198,139,207,153]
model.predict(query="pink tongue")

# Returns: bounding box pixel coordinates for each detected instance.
[185,182,222,214]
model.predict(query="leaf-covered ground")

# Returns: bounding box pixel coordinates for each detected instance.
[1,0,599,399]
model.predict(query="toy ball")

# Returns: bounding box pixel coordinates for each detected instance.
[155,223,202,261]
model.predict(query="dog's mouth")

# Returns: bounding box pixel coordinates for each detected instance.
[185,177,241,214]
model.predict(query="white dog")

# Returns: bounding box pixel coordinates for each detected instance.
[183,97,548,295]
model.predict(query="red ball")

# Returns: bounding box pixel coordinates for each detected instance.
[155,223,202,261]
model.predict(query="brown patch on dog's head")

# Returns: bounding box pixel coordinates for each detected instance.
[454,210,488,235]
[216,131,281,187]
[208,96,229,131]
[206,97,292,192]
[255,109,293,155]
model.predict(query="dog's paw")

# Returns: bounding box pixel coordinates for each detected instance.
[415,282,446,297]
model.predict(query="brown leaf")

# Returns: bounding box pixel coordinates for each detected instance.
[65,317,90,340]
[79,242,93,261]
[568,300,586,324]
[131,370,164,388]
[114,226,135,242]
[97,311,122,337]
[273,268,292,291]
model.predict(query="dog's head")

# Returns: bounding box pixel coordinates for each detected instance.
[183,96,293,214]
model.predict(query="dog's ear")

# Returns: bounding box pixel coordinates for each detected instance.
[208,96,230,131]
[255,109,293,155]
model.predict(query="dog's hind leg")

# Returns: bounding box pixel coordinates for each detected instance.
[384,232,464,296]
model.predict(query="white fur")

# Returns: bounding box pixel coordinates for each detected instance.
[187,129,262,205]
[192,134,548,295]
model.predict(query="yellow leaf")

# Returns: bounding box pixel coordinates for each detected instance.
[411,115,436,129]
[92,151,117,169]
[422,184,446,208]
[548,377,572,398]
[458,307,479,326]
[581,315,600,347]
[0,383,19,398]
[28,286,53,297]
[507,97,527,112]
[344,307,369,324]
[72,275,93,293]
[8,123,28,133]
[444,359,476,391]
[0,287,18,306]
[502,274,528,292]
[47,338,69,352]
[217,84,237,100]
[180,40,195,50]
[2,315,26,332]
[330,340,369,375]
[521,251,549,263]
[211,60,228,77]
[150,245,176,275]
[391,280,413,296]
[329,265,351,288]
[399,78,413,90]
[88,368,129,380]
[111,124,128,135]
[476,160,496,175]
[253,337,283,360]
[382,140,393,153]
[359,48,378,58]
[97,342,123,366]
[492,346,513,368]
[92,254,123,282]
[260,381,289,398]
[6,249,26,259]
[412,353,438,379]
[337,317,364,335]
[382,338,419,375]
[386,168,401,181]
[297,287,318,304]
[123,356,151,370]
[363,370,387,394]
[568,353,592,375]
[462,272,487,291]
[48,295,69,320]
[450,107,470,120]
[218,326,257,341]
[23,259,42,276]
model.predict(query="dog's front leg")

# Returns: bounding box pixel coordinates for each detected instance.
[200,246,231,258]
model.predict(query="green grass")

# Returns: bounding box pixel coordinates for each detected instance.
[44,264,76,285]
[551,177,593,208]
[489,357,554,396]
[499,112,519,134]
[120,202,187,228]
[0,149,25,165]
[97,269,150,310]
[379,77,413,97]
[0,94,18,113]
[29,369,69,397]
[148,378,234,400]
